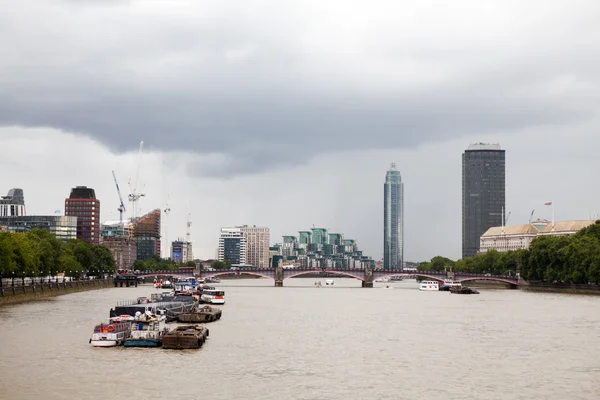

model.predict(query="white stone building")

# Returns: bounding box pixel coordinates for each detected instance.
[480,219,596,253]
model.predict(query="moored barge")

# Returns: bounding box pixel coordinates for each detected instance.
[162,325,209,350]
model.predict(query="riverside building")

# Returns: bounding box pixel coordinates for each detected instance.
[462,143,505,258]
[0,188,26,217]
[384,163,404,269]
[65,186,101,244]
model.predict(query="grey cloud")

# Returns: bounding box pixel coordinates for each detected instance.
[1,0,599,177]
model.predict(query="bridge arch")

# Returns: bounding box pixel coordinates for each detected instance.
[201,271,274,280]
[456,276,518,285]
[374,272,446,282]
[284,269,365,281]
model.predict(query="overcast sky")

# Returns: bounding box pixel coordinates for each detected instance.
[1,0,600,261]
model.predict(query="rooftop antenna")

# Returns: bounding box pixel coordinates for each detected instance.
[128,141,146,220]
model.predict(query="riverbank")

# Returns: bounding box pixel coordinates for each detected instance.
[0,279,114,305]
[520,281,600,295]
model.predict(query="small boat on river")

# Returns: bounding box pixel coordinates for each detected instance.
[450,286,480,294]
[162,325,209,350]
[200,288,225,304]
[419,281,439,291]
[89,316,133,347]
[123,311,168,348]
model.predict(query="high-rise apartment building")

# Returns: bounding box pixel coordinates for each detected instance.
[217,225,270,267]
[241,225,270,268]
[384,163,404,269]
[65,186,100,244]
[462,143,506,258]
[0,188,26,217]
[218,227,246,265]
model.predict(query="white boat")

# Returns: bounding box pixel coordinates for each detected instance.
[443,279,462,287]
[325,279,334,286]
[123,312,168,348]
[375,277,390,283]
[419,281,440,291]
[200,289,225,304]
[89,316,133,347]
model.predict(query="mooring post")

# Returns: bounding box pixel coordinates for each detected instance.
[274,267,284,287]
[363,268,373,288]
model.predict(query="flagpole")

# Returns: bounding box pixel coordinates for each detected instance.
[552,202,555,231]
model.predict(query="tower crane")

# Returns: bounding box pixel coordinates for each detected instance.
[128,141,146,220]
[112,170,126,224]
[163,199,171,259]
[186,213,192,241]
[504,211,511,226]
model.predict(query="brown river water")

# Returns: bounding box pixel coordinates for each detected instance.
[0,278,599,400]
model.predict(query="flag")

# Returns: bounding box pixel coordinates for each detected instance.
[544,202,552,206]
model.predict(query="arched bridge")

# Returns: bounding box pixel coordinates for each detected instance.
[132,268,519,288]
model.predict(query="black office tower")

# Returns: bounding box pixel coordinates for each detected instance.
[462,143,505,258]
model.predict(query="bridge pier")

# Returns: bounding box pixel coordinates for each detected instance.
[275,267,283,288]
[362,268,373,288]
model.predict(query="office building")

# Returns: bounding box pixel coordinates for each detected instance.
[0,215,77,241]
[65,186,101,244]
[384,163,404,269]
[218,227,247,265]
[133,209,161,260]
[241,225,270,268]
[462,143,505,258]
[171,240,193,263]
[0,188,26,217]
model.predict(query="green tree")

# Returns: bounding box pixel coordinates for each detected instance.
[211,260,231,270]
[90,244,116,276]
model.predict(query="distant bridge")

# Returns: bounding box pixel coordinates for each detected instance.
[134,268,519,288]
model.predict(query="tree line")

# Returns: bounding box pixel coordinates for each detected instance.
[417,221,600,284]
[132,255,196,271]
[0,229,116,279]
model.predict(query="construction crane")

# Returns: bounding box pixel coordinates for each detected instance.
[128,141,146,220]
[529,209,536,224]
[504,211,511,226]
[112,170,127,224]
[186,213,192,241]
[163,199,171,259]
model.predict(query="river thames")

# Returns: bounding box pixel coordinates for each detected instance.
[0,278,599,400]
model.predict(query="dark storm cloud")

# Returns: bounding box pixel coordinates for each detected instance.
[1,0,599,177]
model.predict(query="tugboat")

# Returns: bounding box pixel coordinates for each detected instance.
[162,325,209,350]
[177,305,222,323]
[89,316,133,347]
[123,311,168,348]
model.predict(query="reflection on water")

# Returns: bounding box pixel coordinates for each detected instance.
[0,278,599,400]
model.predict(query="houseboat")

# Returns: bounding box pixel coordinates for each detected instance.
[123,311,168,348]
[419,281,440,291]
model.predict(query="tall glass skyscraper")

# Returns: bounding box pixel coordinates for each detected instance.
[462,143,506,258]
[384,163,404,269]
